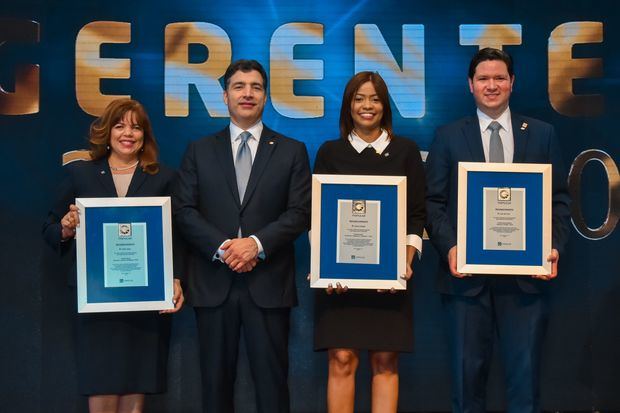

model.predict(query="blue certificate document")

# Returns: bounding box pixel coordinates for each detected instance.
[75,197,174,313]
[103,222,149,287]
[457,163,552,275]
[310,174,407,290]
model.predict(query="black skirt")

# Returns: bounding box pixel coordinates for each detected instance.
[76,310,171,395]
[313,286,413,352]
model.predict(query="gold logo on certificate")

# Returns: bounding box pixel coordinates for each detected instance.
[498,188,511,201]
[352,200,366,215]
[118,223,132,237]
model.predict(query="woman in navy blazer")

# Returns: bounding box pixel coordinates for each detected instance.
[43,99,184,413]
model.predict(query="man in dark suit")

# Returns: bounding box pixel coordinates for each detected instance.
[173,59,311,413]
[425,48,571,413]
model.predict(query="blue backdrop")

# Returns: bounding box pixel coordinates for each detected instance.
[1,0,618,411]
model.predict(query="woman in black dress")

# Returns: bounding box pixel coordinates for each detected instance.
[313,72,426,412]
[43,99,184,413]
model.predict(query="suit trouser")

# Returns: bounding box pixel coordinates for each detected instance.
[194,276,291,413]
[442,279,549,413]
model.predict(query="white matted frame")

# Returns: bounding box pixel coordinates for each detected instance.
[457,162,552,275]
[75,196,174,313]
[310,174,407,290]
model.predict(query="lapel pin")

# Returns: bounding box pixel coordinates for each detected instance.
[384,152,390,157]
[100,170,105,174]
[268,141,274,145]
[521,122,528,130]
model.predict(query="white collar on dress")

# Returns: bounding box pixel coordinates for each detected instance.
[348,129,390,154]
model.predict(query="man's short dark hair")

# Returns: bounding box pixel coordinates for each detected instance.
[468,47,514,79]
[224,59,268,89]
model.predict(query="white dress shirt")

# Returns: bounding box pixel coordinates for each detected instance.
[477,107,514,163]
[229,121,263,163]
[348,130,423,255]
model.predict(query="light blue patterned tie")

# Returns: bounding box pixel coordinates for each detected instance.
[235,131,253,202]
[488,121,504,163]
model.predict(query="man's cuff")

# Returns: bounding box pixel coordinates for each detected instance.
[249,235,265,260]
[407,234,423,258]
[213,239,231,263]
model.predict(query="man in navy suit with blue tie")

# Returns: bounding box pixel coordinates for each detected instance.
[425,48,571,412]
[173,60,311,413]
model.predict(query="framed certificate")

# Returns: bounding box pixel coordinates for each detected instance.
[310,174,407,290]
[457,162,552,275]
[75,197,174,313]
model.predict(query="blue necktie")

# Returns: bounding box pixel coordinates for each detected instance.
[488,121,504,163]
[235,131,253,202]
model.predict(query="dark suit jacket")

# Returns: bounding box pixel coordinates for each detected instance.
[42,158,179,286]
[425,113,571,296]
[173,126,311,309]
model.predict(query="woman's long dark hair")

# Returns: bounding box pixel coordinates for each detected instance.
[339,71,393,140]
